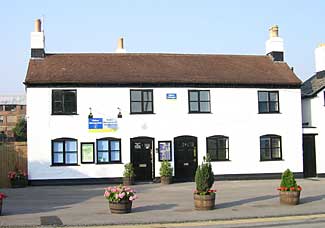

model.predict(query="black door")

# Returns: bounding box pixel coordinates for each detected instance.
[303,134,317,178]
[174,136,198,181]
[130,137,154,181]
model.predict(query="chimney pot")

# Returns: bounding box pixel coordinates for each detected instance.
[315,43,325,72]
[115,37,126,53]
[265,25,284,61]
[269,25,279,38]
[35,19,41,32]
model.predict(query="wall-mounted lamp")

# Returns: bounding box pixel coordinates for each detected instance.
[88,107,93,118]
[117,107,122,118]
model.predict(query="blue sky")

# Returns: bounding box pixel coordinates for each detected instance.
[1,0,325,93]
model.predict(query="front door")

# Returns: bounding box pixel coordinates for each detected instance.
[303,134,317,178]
[130,137,154,181]
[174,136,198,181]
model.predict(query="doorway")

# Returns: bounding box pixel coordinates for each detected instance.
[303,134,317,178]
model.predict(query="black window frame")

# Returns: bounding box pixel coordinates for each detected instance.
[188,90,211,113]
[258,91,280,114]
[51,138,78,166]
[130,89,154,114]
[52,90,77,115]
[206,135,229,161]
[260,134,282,161]
[4,105,16,112]
[96,137,122,164]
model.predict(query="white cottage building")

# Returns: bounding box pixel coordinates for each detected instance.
[25,20,303,185]
[301,44,325,178]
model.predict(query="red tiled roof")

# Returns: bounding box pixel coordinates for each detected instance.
[25,53,301,86]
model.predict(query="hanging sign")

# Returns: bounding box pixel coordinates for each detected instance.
[88,118,118,133]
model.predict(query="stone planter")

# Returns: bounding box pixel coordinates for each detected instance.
[123,177,134,186]
[279,191,300,205]
[161,176,172,184]
[10,177,28,188]
[194,193,215,210]
[109,199,132,214]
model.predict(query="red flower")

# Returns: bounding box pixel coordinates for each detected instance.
[290,187,296,191]
[297,186,302,191]
[0,193,7,200]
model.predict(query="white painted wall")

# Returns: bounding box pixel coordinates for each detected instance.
[302,88,325,174]
[27,87,303,180]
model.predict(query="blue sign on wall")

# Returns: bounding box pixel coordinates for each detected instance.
[166,93,177,99]
[88,118,103,129]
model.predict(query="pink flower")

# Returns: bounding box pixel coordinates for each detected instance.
[104,191,110,197]
[129,196,134,201]
[118,193,125,199]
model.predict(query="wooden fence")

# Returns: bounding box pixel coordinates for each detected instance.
[0,142,27,188]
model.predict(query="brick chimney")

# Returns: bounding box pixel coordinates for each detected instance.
[30,19,45,58]
[265,25,284,61]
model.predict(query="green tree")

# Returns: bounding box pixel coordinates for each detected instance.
[12,118,27,141]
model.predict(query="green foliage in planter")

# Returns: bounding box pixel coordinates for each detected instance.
[123,163,135,178]
[159,160,173,177]
[195,156,214,194]
[280,169,298,190]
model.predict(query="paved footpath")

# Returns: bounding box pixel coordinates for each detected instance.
[1,178,325,227]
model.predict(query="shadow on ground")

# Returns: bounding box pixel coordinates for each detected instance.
[133,203,178,212]
[216,195,278,209]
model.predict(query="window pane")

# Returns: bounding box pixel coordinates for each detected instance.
[110,151,120,161]
[190,101,199,112]
[131,102,142,113]
[269,92,278,101]
[110,140,120,150]
[200,102,210,112]
[143,91,152,101]
[218,137,228,149]
[189,91,198,101]
[272,138,281,148]
[53,90,62,102]
[5,105,16,111]
[65,140,77,152]
[53,142,64,152]
[98,140,108,151]
[261,148,271,160]
[259,102,268,113]
[65,153,77,164]
[272,148,281,159]
[53,101,63,113]
[207,139,217,150]
[260,137,270,149]
[200,91,210,101]
[131,91,141,101]
[143,101,153,112]
[53,153,63,163]
[207,149,217,161]
[258,92,268,101]
[269,102,279,112]
[217,148,227,160]
[98,152,109,162]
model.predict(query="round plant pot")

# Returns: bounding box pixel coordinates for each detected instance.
[0,199,3,216]
[194,193,215,210]
[279,191,300,205]
[109,199,132,214]
[161,176,172,184]
[123,177,134,186]
[10,177,28,188]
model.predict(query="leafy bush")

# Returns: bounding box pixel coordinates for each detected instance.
[123,163,135,178]
[159,160,173,177]
[195,156,215,195]
[12,118,27,141]
[278,169,302,191]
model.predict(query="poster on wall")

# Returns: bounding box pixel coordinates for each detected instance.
[81,143,95,163]
[88,118,118,133]
[158,141,172,161]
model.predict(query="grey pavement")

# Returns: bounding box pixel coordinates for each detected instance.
[1,178,325,227]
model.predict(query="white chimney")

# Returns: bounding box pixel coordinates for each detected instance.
[315,44,325,73]
[115,37,126,53]
[265,25,284,61]
[30,19,45,58]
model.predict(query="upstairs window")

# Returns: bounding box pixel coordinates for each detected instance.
[188,90,211,113]
[5,105,16,112]
[258,91,279,113]
[52,138,78,165]
[52,90,77,115]
[260,135,282,161]
[207,135,229,161]
[130,90,153,114]
[97,138,121,163]
[0,116,3,124]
